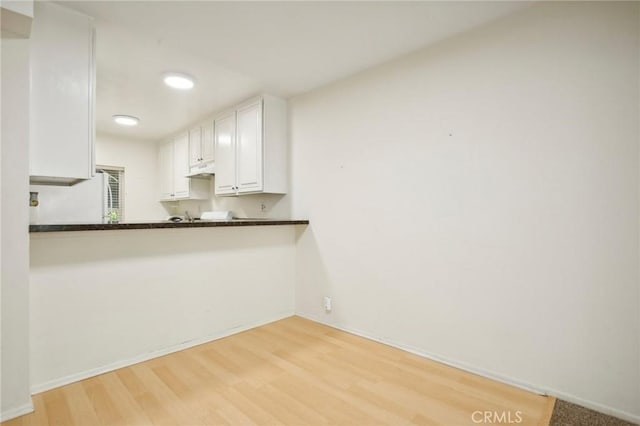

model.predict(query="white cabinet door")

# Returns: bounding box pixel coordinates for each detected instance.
[214,112,237,195]
[158,136,209,201]
[213,95,286,197]
[201,121,215,164]
[236,100,263,193]
[173,133,190,198]
[159,141,174,200]
[29,2,95,185]
[188,127,202,167]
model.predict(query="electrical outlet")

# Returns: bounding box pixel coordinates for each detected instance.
[323,296,332,312]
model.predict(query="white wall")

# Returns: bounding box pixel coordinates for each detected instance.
[175,183,291,220]
[95,134,168,221]
[290,2,639,422]
[29,225,298,391]
[0,39,33,421]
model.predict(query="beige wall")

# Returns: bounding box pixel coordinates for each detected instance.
[175,186,291,220]
[1,39,33,420]
[30,226,297,392]
[290,2,639,421]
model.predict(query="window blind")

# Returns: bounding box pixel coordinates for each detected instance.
[97,166,125,222]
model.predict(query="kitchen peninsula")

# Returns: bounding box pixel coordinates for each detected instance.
[29,220,307,394]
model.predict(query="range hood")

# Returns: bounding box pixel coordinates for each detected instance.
[186,163,215,178]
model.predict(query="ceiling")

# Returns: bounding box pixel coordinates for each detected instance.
[56,1,531,142]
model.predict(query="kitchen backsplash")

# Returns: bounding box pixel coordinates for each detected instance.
[164,180,291,219]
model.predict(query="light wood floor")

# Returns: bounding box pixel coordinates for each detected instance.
[3,316,555,426]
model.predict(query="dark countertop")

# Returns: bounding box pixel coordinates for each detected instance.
[29,219,309,233]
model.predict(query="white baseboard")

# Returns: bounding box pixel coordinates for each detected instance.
[296,312,640,425]
[0,401,34,423]
[31,311,294,394]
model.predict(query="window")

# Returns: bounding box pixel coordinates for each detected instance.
[97,166,124,222]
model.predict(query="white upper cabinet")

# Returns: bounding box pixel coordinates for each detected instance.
[214,95,287,196]
[173,133,191,198]
[188,121,215,172]
[236,100,263,193]
[159,135,209,201]
[159,141,174,200]
[213,112,237,195]
[201,121,215,164]
[29,2,95,185]
[188,127,202,168]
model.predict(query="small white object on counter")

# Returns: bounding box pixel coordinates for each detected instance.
[200,211,233,221]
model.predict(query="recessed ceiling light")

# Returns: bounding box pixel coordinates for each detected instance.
[163,72,195,90]
[112,115,140,126]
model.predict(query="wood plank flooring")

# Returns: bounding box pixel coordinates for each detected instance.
[3,316,555,426]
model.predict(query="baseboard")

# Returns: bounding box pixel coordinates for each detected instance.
[31,311,294,394]
[296,312,640,425]
[0,401,34,423]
